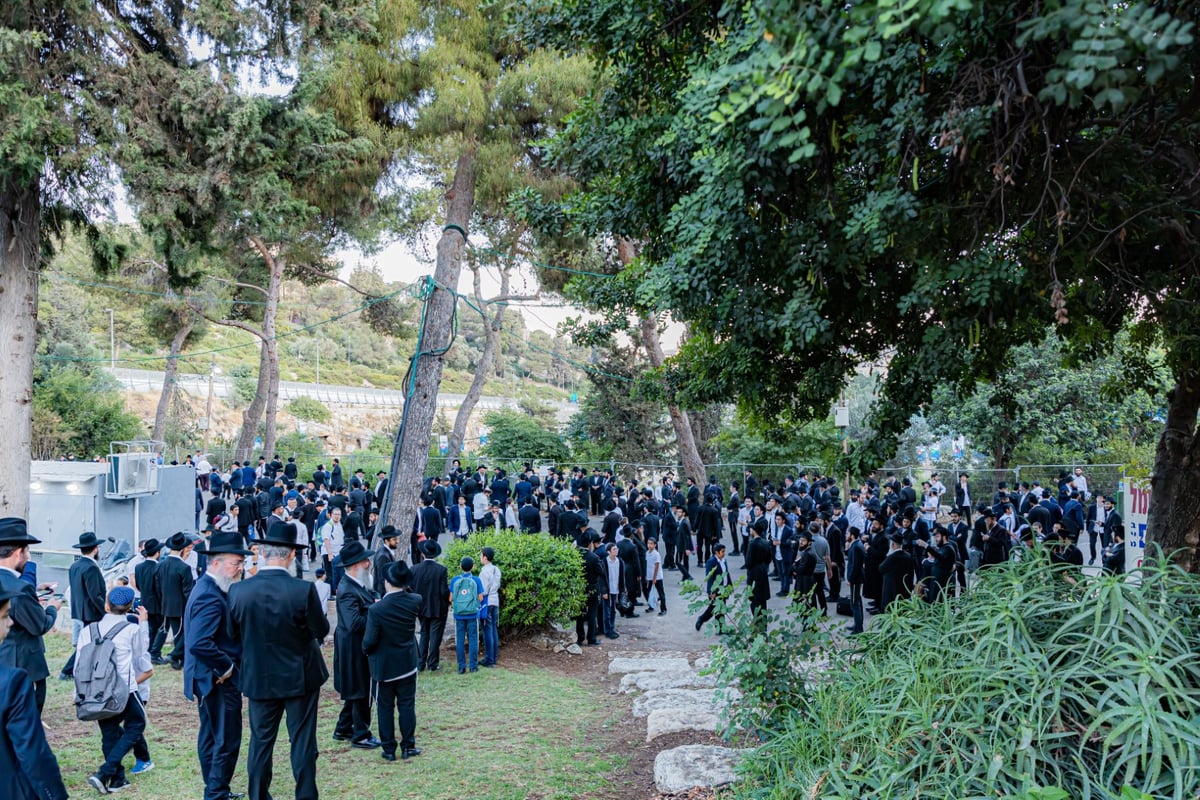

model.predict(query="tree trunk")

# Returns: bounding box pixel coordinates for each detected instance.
[0,178,40,519]
[383,148,477,563]
[152,320,193,442]
[444,262,508,474]
[232,241,284,463]
[1144,372,1200,574]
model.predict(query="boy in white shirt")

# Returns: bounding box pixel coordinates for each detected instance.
[479,547,502,667]
[313,569,332,645]
[644,536,666,616]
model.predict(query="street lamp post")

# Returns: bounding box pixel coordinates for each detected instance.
[105,308,115,369]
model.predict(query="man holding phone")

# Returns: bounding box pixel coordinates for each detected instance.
[0,518,61,714]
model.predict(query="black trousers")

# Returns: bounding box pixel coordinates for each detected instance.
[677,548,692,581]
[728,514,740,552]
[375,675,417,755]
[417,615,446,671]
[644,579,666,610]
[33,678,46,714]
[98,693,147,780]
[144,613,164,657]
[197,682,243,800]
[663,538,676,570]
[335,696,373,741]
[152,616,185,663]
[575,593,599,644]
[246,692,320,800]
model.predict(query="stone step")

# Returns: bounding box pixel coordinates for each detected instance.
[607,656,692,675]
[632,687,740,718]
[653,744,747,793]
[619,669,717,694]
[645,707,722,742]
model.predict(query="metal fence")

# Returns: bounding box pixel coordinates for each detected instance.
[871,461,1125,511]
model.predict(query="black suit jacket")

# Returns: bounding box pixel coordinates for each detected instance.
[228,568,330,700]
[518,504,541,533]
[183,573,241,701]
[419,506,444,539]
[410,560,449,619]
[333,576,377,700]
[134,559,162,615]
[68,557,105,624]
[0,569,56,682]
[0,666,68,800]
[362,590,422,681]
[879,549,915,610]
[157,554,195,618]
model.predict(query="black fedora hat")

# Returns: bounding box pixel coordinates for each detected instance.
[71,531,104,550]
[334,540,371,569]
[166,532,191,551]
[202,530,253,557]
[259,520,306,549]
[0,517,40,546]
[140,538,163,557]
[385,561,412,589]
[419,539,442,559]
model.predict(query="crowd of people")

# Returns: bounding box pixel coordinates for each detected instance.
[0,454,1131,800]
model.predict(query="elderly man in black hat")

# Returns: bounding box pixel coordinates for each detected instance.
[0,518,61,713]
[410,539,449,672]
[185,530,252,800]
[228,520,329,800]
[60,530,106,680]
[364,561,423,761]
[153,533,195,670]
[332,540,380,749]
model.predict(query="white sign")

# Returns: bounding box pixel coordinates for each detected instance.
[1121,479,1149,573]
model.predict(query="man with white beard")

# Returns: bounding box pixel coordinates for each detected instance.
[332,541,381,749]
[184,530,253,800]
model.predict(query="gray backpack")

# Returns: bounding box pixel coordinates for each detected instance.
[74,621,134,721]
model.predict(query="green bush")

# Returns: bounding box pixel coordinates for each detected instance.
[286,396,332,423]
[722,553,1200,800]
[442,530,585,634]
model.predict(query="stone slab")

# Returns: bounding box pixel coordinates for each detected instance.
[645,707,722,742]
[632,687,739,718]
[619,669,717,694]
[607,657,691,676]
[654,744,746,793]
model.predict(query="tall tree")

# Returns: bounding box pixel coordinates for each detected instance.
[525,0,1200,572]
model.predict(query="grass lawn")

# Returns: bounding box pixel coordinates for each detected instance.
[41,631,629,800]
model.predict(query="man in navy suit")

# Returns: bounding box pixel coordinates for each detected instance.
[363,561,424,761]
[228,521,329,800]
[0,518,60,714]
[695,543,733,632]
[0,585,69,800]
[184,530,252,800]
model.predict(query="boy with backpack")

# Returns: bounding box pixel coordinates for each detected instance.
[450,558,485,674]
[74,585,153,794]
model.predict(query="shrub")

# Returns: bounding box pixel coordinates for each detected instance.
[286,396,332,423]
[722,553,1200,800]
[443,530,585,634]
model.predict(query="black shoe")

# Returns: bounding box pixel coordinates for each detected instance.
[352,737,382,750]
[332,733,353,742]
[169,661,183,671]
[1088,557,1095,565]
[695,618,703,631]
[107,777,130,792]
[227,794,245,799]
[775,591,789,597]
[469,667,478,672]
[628,612,640,618]
[658,609,667,616]
[401,747,422,759]
[150,656,170,666]
[428,665,440,672]
[87,773,110,794]
[381,752,396,762]
[586,641,601,646]
[480,663,495,668]
[59,672,73,681]
[458,668,466,674]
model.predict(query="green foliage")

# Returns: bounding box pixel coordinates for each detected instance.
[482,409,570,464]
[32,366,141,458]
[228,365,258,406]
[442,530,585,632]
[286,396,332,424]
[727,556,1200,799]
[709,412,840,474]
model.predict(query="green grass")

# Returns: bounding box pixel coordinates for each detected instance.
[42,632,627,800]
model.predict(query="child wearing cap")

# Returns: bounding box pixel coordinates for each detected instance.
[77,586,154,793]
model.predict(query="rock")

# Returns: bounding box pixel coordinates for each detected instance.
[565,643,583,655]
[619,670,717,693]
[632,687,740,718]
[645,708,722,742]
[530,635,554,652]
[607,657,691,676]
[693,656,712,671]
[653,744,746,793]
[553,643,566,654]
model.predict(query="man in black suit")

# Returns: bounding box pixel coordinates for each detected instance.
[184,530,252,800]
[0,519,60,713]
[879,535,915,613]
[363,561,424,761]
[672,505,695,581]
[331,541,380,749]
[745,524,773,628]
[373,471,389,515]
[1101,496,1122,551]
[418,496,444,543]
[409,540,449,672]
[518,498,541,533]
[154,532,196,670]
[372,527,400,597]
[0,586,69,800]
[695,542,733,631]
[134,539,164,665]
[60,530,106,679]
[695,497,722,562]
[228,521,329,800]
